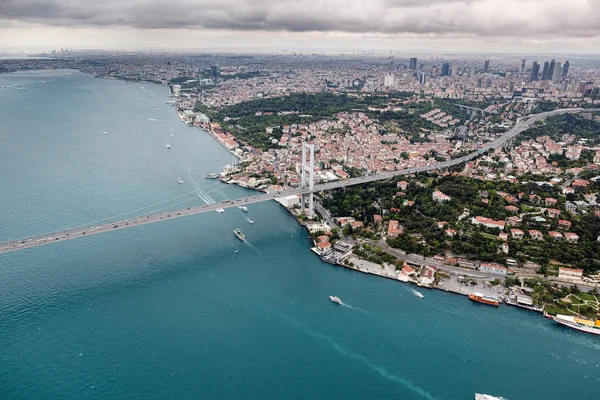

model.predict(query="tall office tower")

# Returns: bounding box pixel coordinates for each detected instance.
[477,78,483,88]
[409,57,417,70]
[383,73,395,87]
[530,61,540,81]
[451,61,458,76]
[419,72,427,86]
[541,61,550,80]
[562,79,570,92]
[562,60,570,78]
[547,59,556,81]
[484,60,490,73]
[441,63,450,77]
[211,65,220,79]
[554,62,562,81]
[521,59,527,73]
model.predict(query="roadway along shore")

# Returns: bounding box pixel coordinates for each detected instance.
[0,107,597,255]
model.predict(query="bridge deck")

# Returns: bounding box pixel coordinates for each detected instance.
[0,108,595,255]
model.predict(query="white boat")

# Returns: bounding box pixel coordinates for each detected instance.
[102,131,108,135]
[475,394,506,400]
[171,134,175,138]
[166,144,171,149]
[247,218,254,225]
[216,157,219,161]
[216,208,225,213]
[151,104,155,108]
[411,289,424,299]
[553,314,600,335]
[329,296,343,305]
[238,206,248,212]
[177,178,184,184]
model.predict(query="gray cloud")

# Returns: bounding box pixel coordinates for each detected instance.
[0,0,599,38]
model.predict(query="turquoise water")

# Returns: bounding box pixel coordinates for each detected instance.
[0,70,599,400]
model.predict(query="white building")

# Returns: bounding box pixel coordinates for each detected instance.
[384,73,395,88]
[558,267,583,279]
[276,195,300,208]
[479,263,508,275]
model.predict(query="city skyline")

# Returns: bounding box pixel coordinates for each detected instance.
[1,0,599,53]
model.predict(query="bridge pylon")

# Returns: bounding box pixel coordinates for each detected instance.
[301,142,315,218]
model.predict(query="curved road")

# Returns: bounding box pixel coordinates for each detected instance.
[1,107,597,255]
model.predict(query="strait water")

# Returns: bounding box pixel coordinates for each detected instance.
[0,70,599,400]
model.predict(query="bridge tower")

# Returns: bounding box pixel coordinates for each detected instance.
[301,142,315,218]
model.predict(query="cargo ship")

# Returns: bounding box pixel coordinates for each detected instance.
[553,314,600,335]
[469,292,499,307]
[233,228,245,241]
[204,173,219,179]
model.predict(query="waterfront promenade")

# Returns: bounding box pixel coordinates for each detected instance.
[0,107,596,255]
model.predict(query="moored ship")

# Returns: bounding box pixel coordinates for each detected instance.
[553,314,600,335]
[238,206,248,212]
[204,173,219,179]
[469,292,499,307]
[233,228,245,241]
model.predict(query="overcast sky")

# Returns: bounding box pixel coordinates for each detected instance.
[0,0,599,53]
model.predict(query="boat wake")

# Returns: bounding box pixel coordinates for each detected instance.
[148,117,166,122]
[277,313,439,400]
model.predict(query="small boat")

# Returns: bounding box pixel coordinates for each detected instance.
[233,229,245,241]
[411,289,424,299]
[475,394,506,400]
[329,296,343,305]
[238,206,248,212]
[216,157,219,161]
[247,218,254,225]
[166,144,171,149]
[216,208,225,213]
[235,250,239,253]
[171,134,175,138]
[177,178,184,184]
[204,173,219,179]
[151,104,155,108]
[102,131,108,135]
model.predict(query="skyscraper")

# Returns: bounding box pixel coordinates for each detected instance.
[562,61,570,78]
[419,72,427,86]
[547,59,556,81]
[483,60,490,73]
[441,63,450,77]
[554,62,562,81]
[211,65,220,79]
[530,61,540,81]
[451,62,458,77]
[521,59,527,73]
[541,61,550,80]
[409,58,417,70]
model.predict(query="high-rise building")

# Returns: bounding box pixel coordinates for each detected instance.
[554,62,562,81]
[483,60,490,73]
[419,72,427,86]
[409,57,417,70]
[521,59,527,73]
[541,61,550,80]
[211,65,220,79]
[530,61,540,81]
[547,59,556,81]
[441,63,450,77]
[451,62,458,77]
[562,61,570,78]
[384,73,395,87]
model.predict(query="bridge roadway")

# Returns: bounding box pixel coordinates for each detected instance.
[0,107,597,255]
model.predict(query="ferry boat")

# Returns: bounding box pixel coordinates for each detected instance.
[553,314,600,335]
[177,178,184,184]
[233,229,245,241]
[469,292,499,307]
[247,218,254,225]
[411,289,424,299]
[166,144,171,149]
[329,296,343,305]
[204,173,219,179]
[216,208,225,213]
[238,206,248,212]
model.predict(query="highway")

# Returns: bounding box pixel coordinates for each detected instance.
[0,107,597,255]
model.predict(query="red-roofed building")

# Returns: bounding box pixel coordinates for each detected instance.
[505,205,519,213]
[564,232,580,243]
[548,231,563,240]
[472,216,505,230]
[572,179,590,188]
[546,208,561,218]
[433,190,451,203]
[499,232,509,241]
[397,181,409,190]
[316,241,331,252]
[401,265,416,276]
[387,220,404,238]
[373,215,383,225]
[545,197,558,206]
[528,230,544,240]
[558,220,572,230]
[511,229,524,239]
[558,267,583,278]
[445,228,457,237]
[479,263,508,275]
